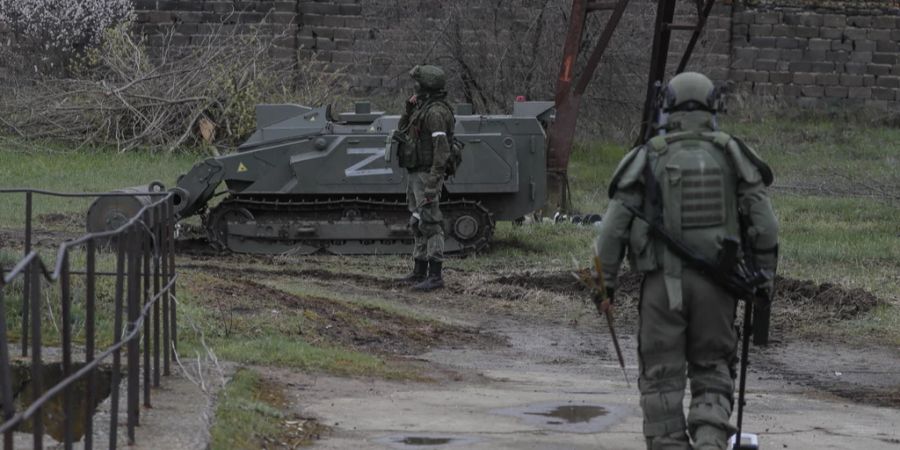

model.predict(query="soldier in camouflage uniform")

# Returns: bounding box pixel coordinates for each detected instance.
[594,72,779,450]
[396,65,456,291]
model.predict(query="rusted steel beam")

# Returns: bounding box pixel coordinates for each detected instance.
[639,0,680,142]
[547,0,631,212]
[575,0,631,96]
[553,0,587,108]
[677,0,717,74]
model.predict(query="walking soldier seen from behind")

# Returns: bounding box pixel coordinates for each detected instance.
[396,65,456,291]
[594,72,779,450]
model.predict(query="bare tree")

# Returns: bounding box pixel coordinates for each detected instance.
[0,19,347,152]
[360,0,726,141]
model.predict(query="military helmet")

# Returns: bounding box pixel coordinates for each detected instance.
[409,65,446,92]
[663,72,718,112]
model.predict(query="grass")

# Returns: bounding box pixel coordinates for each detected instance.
[775,195,900,299]
[0,141,197,228]
[727,117,900,189]
[211,336,414,380]
[209,368,285,450]
[209,368,327,449]
[1,248,130,350]
[173,271,423,380]
[3,114,899,353]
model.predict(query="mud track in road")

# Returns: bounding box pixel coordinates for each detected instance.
[183,255,898,410]
[186,273,499,356]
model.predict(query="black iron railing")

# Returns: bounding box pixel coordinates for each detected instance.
[0,188,178,450]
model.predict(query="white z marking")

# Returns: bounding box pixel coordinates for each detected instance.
[345,147,394,177]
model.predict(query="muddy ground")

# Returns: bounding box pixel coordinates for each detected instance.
[3,232,899,449]
[173,248,899,449]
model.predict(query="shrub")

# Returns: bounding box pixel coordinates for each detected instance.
[0,22,346,152]
[0,0,134,72]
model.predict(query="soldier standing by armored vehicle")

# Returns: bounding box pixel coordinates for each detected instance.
[396,65,456,291]
[594,72,779,450]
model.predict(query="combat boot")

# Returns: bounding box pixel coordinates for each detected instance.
[399,259,428,284]
[690,425,728,450]
[412,260,444,291]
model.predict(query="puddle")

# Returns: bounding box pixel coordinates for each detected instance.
[401,437,452,445]
[373,434,480,449]
[524,405,608,423]
[492,401,632,433]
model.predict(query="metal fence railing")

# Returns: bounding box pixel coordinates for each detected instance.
[0,188,178,450]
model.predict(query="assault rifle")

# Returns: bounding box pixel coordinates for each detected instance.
[572,257,629,387]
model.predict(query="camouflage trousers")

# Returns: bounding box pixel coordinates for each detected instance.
[638,269,738,450]
[406,171,444,262]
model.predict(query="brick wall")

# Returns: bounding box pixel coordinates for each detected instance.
[729,3,900,109]
[132,0,301,60]
[104,0,900,110]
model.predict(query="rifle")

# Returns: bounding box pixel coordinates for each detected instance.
[572,256,630,387]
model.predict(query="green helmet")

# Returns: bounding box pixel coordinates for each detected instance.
[664,72,718,112]
[409,65,446,92]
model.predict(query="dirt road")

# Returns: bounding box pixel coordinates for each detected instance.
[250,264,900,450]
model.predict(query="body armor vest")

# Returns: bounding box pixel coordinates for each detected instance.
[401,99,453,171]
[645,131,741,267]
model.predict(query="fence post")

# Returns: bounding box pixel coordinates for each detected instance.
[168,200,177,354]
[143,210,152,409]
[153,204,162,387]
[127,225,140,444]
[161,200,171,376]
[84,239,97,450]
[60,253,74,450]
[22,191,32,358]
[30,263,43,450]
[109,233,127,450]
[0,289,15,450]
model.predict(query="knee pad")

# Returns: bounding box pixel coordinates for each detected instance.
[688,392,736,435]
[689,361,734,407]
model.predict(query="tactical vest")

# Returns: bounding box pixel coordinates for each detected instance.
[400,99,454,171]
[631,131,742,273]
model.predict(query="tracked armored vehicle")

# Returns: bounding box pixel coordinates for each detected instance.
[88,101,554,255]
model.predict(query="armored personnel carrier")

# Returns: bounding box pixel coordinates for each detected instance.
[87,101,554,255]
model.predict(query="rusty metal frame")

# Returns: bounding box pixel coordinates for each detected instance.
[0,188,178,450]
[546,0,632,212]
[639,0,718,142]
[546,0,717,212]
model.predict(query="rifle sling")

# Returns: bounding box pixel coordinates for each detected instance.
[621,203,755,301]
